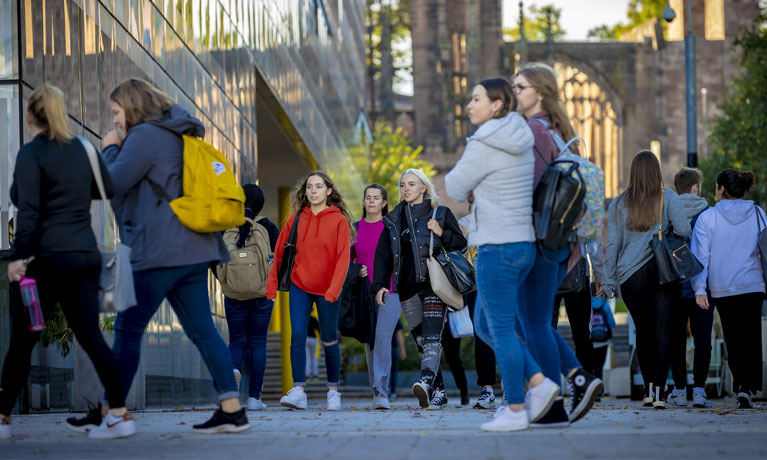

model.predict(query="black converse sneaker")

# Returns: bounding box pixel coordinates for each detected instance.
[737,391,755,409]
[192,408,251,434]
[412,377,432,409]
[427,387,448,410]
[568,368,603,423]
[65,403,104,433]
[474,387,496,409]
[531,398,570,428]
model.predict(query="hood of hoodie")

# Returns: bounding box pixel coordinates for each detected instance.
[678,193,710,219]
[714,199,756,225]
[468,112,534,155]
[300,205,344,241]
[153,104,205,138]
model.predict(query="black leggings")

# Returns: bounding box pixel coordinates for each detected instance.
[0,253,125,415]
[441,326,467,397]
[715,292,764,394]
[553,287,594,374]
[620,259,680,389]
[670,295,715,389]
[467,291,497,387]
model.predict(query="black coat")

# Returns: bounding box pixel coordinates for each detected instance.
[373,200,467,301]
[338,263,378,347]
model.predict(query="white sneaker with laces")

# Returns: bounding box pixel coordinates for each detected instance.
[374,394,391,410]
[247,397,267,411]
[474,388,496,409]
[481,406,529,432]
[280,387,308,410]
[692,388,712,408]
[527,378,560,423]
[668,389,687,407]
[327,390,342,411]
[88,412,136,439]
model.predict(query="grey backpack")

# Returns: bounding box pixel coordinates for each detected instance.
[216,217,272,300]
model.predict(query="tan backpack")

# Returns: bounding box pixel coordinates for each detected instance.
[216,217,272,300]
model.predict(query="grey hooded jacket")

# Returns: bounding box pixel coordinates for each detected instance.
[102,104,229,272]
[445,112,536,246]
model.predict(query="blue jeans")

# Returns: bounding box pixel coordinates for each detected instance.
[519,248,581,393]
[289,284,341,387]
[225,297,274,399]
[110,263,239,403]
[475,243,540,405]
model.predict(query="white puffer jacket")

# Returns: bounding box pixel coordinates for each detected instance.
[445,112,536,247]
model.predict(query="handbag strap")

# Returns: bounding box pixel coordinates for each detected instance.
[78,136,119,246]
[657,190,665,242]
[428,207,439,255]
[287,209,302,248]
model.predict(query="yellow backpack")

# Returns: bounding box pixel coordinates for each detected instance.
[151,135,245,233]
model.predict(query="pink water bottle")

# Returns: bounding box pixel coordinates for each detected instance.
[19,276,45,332]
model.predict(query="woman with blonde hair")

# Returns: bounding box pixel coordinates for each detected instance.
[66,78,249,434]
[373,169,467,409]
[605,151,690,409]
[1,84,133,440]
[513,62,603,426]
[265,171,353,411]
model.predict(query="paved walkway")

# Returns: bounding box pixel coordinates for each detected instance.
[3,397,766,459]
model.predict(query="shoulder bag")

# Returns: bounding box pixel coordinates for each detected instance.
[79,137,137,313]
[649,192,703,285]
[277,210,301,291]
[426,207,476,310]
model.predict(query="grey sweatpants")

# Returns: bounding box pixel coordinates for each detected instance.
[365,292,402,398]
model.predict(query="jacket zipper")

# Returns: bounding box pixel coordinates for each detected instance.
[405,205,424,282]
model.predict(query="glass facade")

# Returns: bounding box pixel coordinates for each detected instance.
[0,0,368,410]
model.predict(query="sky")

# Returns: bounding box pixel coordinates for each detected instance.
[503,0,631,41]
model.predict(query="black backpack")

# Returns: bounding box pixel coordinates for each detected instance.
[533,146,587,251]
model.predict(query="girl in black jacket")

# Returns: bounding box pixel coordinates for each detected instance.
[373,169,467,409]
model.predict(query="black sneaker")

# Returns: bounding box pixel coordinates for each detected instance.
[474,388,496,409]
[65,403,103,433]
[737,391,755,409]
[568,368,603,423]
[460,392,470,406]
[192,408,251,434]
[412,378,431,409]
[426,387,448,410]
[531,398,570,428]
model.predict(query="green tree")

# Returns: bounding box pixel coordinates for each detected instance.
[368,123,436,202]
[504,4,566,42]
[587,0,666,41]
[700,14,767,208]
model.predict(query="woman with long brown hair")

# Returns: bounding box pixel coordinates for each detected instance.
[605,151,690,409]
[265,171,352,411]
[513,62,602,426]
[1,84,133,440]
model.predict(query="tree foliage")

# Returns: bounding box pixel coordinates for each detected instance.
[587,0,666,41]
[368,123,436,203]
[504,4,565,42]
[699,15,767,208]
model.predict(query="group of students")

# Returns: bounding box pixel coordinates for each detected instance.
[1,59,764,441]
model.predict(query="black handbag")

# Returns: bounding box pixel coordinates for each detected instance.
[277,210,301,292]
[557,256,589,295]
[649,193,703,285]
[431,208,476,295]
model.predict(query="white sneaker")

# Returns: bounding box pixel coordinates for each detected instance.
[280,387,308,410]
[88,412,136,439]
[247,397,267,411]
[692,388,712,408]
[668,389,687,407]
[326,390,342,411]
[481,406,529,432]
[474,388,496,409]
[233,369,241,390]
[374,394,391,410]
[652,386,668,409]
[528,378,560,423]
[0,417,10,440]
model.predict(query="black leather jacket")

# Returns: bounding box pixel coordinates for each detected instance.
[373,200,466,300]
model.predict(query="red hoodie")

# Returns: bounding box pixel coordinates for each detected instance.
[265,205,351,302]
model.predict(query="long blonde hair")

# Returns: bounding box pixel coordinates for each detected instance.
[620,151,664,232]
[513,62,576,143]
[27,83,73,143]
[110,78,173,131]
[399,169,439,209]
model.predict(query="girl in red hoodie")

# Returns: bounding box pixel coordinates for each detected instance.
[265,171,352,411]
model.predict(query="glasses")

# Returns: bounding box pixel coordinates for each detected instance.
[512,84,532,94]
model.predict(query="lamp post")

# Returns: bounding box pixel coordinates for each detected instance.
[664,1,698,168]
